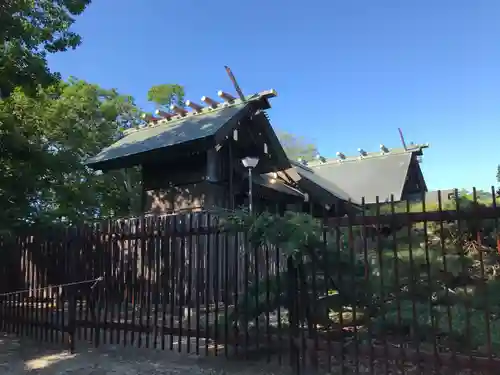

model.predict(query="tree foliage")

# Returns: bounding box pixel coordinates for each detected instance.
[0,0,151,234]
[277,131,318,162]
[147,84,185,111]
[0,0,92,98]
[497,165,500,196]
[0,78,142,233]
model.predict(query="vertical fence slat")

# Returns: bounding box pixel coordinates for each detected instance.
[19,236,26,339]
[96,222,104,348]
[137,217,145,348]
[82,225,90,343]
[264,243,271,364]
[178,216,185,352]
[374,197,388,375]
[223,229,229,358]
[287,255,300,373]
[213,216,220,355]
[145,217,152,349]
[109,221,116,346]
[233,231,240,358]
[160,216,168,351]
[153,217,160,350]
[68,227,77,353]
[130,219,138,347]
[76,228,83,342]
[186,214,194,354]
[335,204,346,375]
[168,216,175,351]
[122,220,131,347]
[117,220,123,345]
[195,215,202,355]
[102,222,109,346]
[321,210,331,372]
[35,236,42,341]
[253,241,260,354]
[243,232,250,359]
[389,195,404,370]
[204,214,211,356]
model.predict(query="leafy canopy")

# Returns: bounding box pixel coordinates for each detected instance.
[147,84,185,111]
[497,165,500,196]
[0,78,142,232]
[0,0,92,98]
[277,131,319,162]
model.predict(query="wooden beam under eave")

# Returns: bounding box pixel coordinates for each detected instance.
[170,104,188,116]
[201,96,219,108]
[259,89,278,99]
[155,109,174,119]
[282,168,301,183]
[186,100,203,112]
[218,90,236,102]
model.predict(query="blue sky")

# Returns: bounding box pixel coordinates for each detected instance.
[48,0,500,191]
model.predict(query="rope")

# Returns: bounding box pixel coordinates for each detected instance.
[0,276,104,298]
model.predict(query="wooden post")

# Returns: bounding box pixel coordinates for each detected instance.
[67,228,78,353]
[286,256,300,373]
[228,141,234,210]
[206,148,224,209]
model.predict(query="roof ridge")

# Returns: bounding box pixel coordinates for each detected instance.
[308,143,429,167]
[122,89,277,137]
[289,159,315,172]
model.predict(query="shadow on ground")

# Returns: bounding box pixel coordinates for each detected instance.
[0,332,290,375]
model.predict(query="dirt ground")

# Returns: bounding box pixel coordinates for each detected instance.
[2,331,495,375]
[0,332,290,375]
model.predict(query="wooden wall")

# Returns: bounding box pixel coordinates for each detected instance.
[142,154,212,214]
[144,183,207,214]
[402,156,426,200]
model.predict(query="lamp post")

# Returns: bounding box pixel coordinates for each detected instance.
[241,156,260,214]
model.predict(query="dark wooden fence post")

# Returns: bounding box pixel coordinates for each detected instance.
[67,228,78,353]
[286,255,300,373]
[92,223,103,348]
[0,235,5,332]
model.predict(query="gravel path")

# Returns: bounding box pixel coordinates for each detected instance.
[0,332,289,375]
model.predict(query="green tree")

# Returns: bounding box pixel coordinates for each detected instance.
[0,78,142,232]
[496,165,500,196]
[277,131,318,162]
[0,0,92,98]
[147,84,185,111]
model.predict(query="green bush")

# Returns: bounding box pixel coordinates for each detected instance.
[372,300,500,351]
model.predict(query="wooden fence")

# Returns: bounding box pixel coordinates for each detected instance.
[2,199,500,374]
